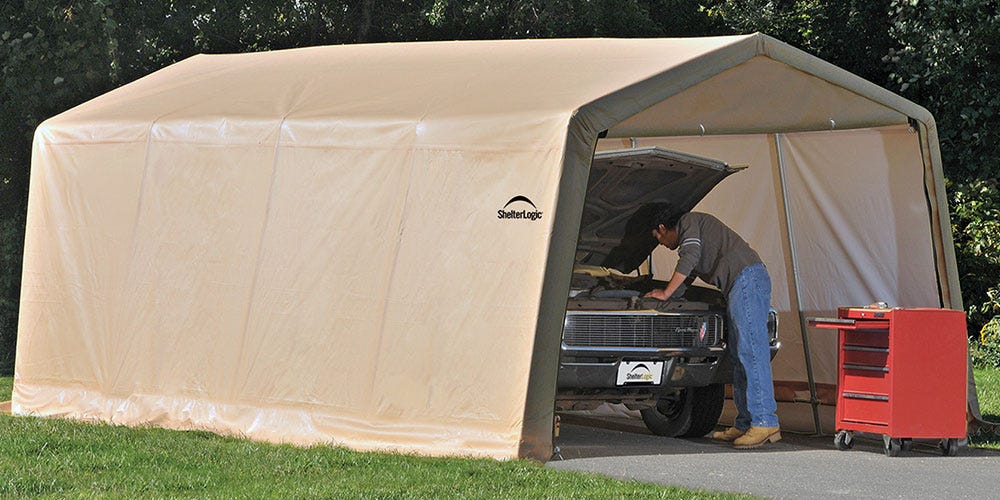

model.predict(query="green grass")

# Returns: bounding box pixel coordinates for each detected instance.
[974,367,1000,419]
[0,377,744,499]
[4,366,995,497]
[971,367,1000,449]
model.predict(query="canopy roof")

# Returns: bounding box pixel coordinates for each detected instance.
[42,34,931,145]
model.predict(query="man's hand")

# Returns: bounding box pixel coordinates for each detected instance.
[644,271,688,301]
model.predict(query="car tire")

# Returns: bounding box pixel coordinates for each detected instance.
[640,389,694,437]
[640,384,726,438]
[681,383,725,438]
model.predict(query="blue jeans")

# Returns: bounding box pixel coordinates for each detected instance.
[727,263,779,429]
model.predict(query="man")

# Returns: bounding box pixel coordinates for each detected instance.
[644,208,780,449]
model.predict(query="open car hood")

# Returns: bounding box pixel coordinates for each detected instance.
[575,147,744,273]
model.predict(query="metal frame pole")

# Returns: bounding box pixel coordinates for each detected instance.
[774,133,823,435]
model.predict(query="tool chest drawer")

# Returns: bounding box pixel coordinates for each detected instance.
[841,368,890,395]
[841,346,889,367]
[839,394,889,426]
[843,330,889,348]
[809,306,967,456]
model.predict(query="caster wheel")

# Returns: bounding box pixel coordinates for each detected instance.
[834,430,854,450]
[883,435,902,457]
[940,438,959,456]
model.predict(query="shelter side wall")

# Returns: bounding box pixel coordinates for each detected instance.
[15,137,281,416]
[15,140,146,389]
[110,142,276,401]
[236,146,412,419]
[15,120,570,459]
[365,146,564,446]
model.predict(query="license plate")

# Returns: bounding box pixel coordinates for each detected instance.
[616,361,664,385]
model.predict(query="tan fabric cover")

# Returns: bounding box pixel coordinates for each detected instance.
[15,34,959,459]
[611,56,908,136]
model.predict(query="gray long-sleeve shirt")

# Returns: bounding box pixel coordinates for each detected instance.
[674,212,762,296]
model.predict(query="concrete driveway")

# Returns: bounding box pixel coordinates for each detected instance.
[547,415,1000,499]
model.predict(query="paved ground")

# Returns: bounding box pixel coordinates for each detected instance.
[547,415,1000,499]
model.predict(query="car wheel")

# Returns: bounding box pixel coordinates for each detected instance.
[681,383,726,438]
[640,389,694,437]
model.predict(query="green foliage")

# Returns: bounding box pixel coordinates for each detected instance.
[949,179,1000,337]
[0,210,21,374]
[971,337,1000,370]
[983,313,1000,342]
[887,0,1000,182]
[423,0,724,39]
[972,313,1000,369]
[973,367,1000,421]
[703,0,895,82]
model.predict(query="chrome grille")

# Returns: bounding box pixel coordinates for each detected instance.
[563,313,723,348]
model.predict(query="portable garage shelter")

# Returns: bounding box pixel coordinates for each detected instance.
[15,33,961,461]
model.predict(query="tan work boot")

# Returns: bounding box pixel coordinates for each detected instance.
[710,427,746,442]
[732,426,781,449]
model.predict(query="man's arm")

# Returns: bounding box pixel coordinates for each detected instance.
[645,271,688,301]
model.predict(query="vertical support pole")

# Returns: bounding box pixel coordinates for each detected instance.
[774,133,823,435]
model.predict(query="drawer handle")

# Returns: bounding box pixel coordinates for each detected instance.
[808,318,888,331]
[843,345,889,353]
[843,363,889,373]
[808,317,854,327]
[843,392,889,401]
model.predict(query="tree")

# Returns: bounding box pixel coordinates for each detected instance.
[886,0,1000,183]
[1,1,119,372]
[703,0,895,83]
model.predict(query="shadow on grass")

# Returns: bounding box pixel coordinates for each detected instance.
[968,410,1000,450]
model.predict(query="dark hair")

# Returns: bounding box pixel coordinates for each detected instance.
[649,203,683,231]
[603,202,682,272]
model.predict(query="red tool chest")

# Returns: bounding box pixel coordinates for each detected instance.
[810,306,967,456]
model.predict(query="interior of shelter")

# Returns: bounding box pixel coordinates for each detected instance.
[579,125,942,433]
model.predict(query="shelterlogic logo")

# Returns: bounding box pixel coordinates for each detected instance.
[498,195,544,221]
[625,363,655,382]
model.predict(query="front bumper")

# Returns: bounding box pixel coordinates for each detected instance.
[556,307,780,401]
[556,344,726,390]
[556,342,781,391]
